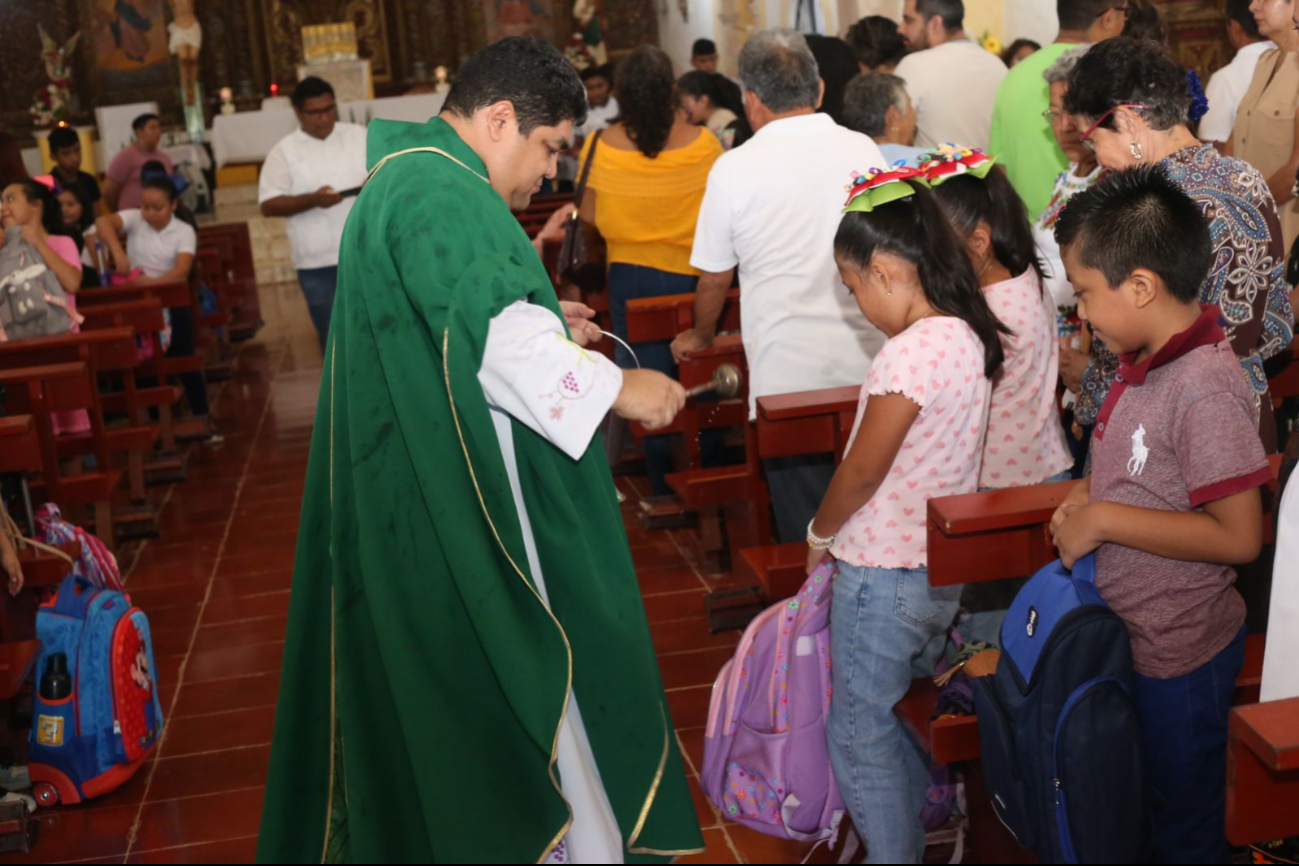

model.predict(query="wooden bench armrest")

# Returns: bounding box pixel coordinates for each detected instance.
[756,386,860,422]
[1232,698,1299,772]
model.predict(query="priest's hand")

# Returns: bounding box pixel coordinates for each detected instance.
[559,301,602,346]
[613,369,686,431]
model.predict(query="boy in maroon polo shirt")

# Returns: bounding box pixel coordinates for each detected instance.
[1049,165,1272,863]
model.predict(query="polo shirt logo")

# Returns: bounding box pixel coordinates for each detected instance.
[1128,424,1149,476]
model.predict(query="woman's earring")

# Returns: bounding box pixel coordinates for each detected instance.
[1129,140,1144,161]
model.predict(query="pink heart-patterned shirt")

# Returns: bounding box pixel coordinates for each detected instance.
[831,317,992,570]
[980,269,1072,488]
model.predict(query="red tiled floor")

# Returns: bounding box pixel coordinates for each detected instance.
[190,616,288,653]
[676,827,740,864]
[665,685,715,730]
[182,641,284,684]
[124,835,258,864]
[145,745,272,803]
[170,672,281,719]
[131,787,266,853]
[657,646,735,691]
[160,705,277,758]
[199,591,291,625]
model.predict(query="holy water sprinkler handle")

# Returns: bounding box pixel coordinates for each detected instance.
[683,363,742,399]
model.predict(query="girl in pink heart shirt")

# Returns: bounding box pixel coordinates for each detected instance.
[929,162,1073,489]
[807,168,1004,864]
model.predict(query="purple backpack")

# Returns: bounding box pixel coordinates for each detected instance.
[702,557,845,842]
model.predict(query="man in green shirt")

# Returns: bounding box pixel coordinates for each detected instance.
[988,1,1127,216]
[257,37,703,864]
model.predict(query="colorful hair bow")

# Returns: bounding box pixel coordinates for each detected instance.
[842,164,929,214]
[32,175,57,192]
[917,144,997,186]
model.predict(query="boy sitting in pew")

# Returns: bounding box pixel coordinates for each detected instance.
[1050,166,1271,863]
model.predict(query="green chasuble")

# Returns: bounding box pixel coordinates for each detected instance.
[256,117,704,864]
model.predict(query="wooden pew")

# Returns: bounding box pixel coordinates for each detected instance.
[79,298,187,458]
[744,385,860,600]
[516,193,574,239]
[0,641,41,701]
[197,222,262,339]
[0,329,160,532]
[0,362,120,547]
[1227,696,1299,846]
[0,415,41,475]
[622,291,762,564]
[623,290,745,458]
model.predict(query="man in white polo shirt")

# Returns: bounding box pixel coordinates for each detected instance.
[259,76,369,353]
[894,0,1007,150]
[671,28,887,543]
[1199,0,1275,148]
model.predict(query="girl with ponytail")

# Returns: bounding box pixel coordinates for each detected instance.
[807,162,1005,863]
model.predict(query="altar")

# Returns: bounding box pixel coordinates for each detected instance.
[210,92,447,168]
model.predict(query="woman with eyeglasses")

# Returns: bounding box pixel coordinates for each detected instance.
[1062,36,1294,453]
[1229,0,1299,250]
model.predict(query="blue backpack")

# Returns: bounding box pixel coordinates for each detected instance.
[28,575,163,807]
[971,554,1151,863]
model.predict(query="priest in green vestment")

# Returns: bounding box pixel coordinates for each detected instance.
[257,37,703,864]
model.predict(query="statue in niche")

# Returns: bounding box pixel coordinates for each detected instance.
[573,0,607,65]
[31,26,81,127]
[166,0,202,106]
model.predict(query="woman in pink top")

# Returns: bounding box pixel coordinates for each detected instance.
[0,178,87,434]
[806,167,1004,864]
[927,150,1073,488]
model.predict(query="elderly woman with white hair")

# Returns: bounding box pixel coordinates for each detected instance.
[1033,44,1100,340]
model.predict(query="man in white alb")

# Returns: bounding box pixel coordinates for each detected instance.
[894,0,1008,150]
[258,76,369,353]
[1199,0,1275,148]
[671,28,888,544]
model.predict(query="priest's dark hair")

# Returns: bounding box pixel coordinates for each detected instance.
[443,37,588,135]
[132,113,161,132]
[292,76,336,109]
[834,183,1009,378]
[929,164,1046,288]
[1054,163,1212,303]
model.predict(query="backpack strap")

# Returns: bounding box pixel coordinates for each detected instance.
[2,506,75,565]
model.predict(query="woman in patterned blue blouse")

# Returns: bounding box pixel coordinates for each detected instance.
[1061,37,1295,452]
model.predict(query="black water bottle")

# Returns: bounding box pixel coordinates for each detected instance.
[40,654,71,701]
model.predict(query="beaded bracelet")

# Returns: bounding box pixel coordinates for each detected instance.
[807,519,836,551]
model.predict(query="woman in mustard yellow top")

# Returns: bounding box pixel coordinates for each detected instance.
[579,45,723,496]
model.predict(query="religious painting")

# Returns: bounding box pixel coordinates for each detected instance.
[81,0,173,90]
[484,0,556,42]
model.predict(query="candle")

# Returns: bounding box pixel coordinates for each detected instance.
[270,82,279,95]
[220,86,233,101]
[436,65,448,83]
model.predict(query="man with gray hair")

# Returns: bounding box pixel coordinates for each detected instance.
[671,28,887,544]
[842,72,924,165]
